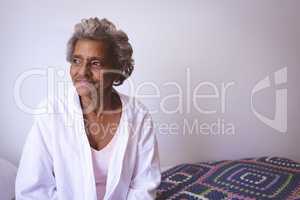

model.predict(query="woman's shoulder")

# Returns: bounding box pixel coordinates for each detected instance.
[117,92,153,129]
[31,93,74,126]
[118,92,151,116]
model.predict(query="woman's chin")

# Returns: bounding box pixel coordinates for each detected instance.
[76,89,91,96]
[74,83,95,96]
[75,85,93,96]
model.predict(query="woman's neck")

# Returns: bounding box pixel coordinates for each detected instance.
[80,88,114,119]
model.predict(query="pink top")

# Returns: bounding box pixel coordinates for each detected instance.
[91,132,118,200]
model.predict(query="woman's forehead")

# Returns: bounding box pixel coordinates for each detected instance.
[73,39,107,58]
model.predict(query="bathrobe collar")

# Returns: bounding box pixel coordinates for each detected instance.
[69,85,130,200]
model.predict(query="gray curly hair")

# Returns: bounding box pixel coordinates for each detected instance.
[66,17,134,86]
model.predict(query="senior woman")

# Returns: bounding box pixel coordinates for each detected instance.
[15,17,161,200]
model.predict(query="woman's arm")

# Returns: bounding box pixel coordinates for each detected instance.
[127,112,161,200]
[15,117,57,200]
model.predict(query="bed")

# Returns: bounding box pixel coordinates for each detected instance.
[156,157,300,200]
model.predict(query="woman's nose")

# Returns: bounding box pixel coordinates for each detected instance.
[78,62,91,77]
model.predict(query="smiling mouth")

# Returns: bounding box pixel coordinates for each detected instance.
[76,79,93,84]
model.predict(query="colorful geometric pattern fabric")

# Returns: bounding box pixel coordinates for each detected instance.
[156,157,300,200]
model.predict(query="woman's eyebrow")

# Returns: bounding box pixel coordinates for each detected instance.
[71,55,105,62]
[72,54,82,59]
[88,56,105,61]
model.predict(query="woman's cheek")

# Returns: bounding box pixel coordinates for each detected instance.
[70,66,78,79]
[92,70,102,82]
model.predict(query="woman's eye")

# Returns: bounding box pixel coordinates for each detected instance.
[91,61,102,67]
[72,58,81,65]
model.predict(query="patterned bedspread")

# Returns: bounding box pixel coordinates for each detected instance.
[156,157,300,200]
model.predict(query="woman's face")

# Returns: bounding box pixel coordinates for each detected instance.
[70,39,115,96]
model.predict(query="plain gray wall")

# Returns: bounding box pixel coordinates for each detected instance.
[0,0,299,169]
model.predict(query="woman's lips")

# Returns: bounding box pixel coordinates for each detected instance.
[76,79,93,85]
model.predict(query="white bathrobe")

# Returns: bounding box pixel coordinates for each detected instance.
[15,86,161,200]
